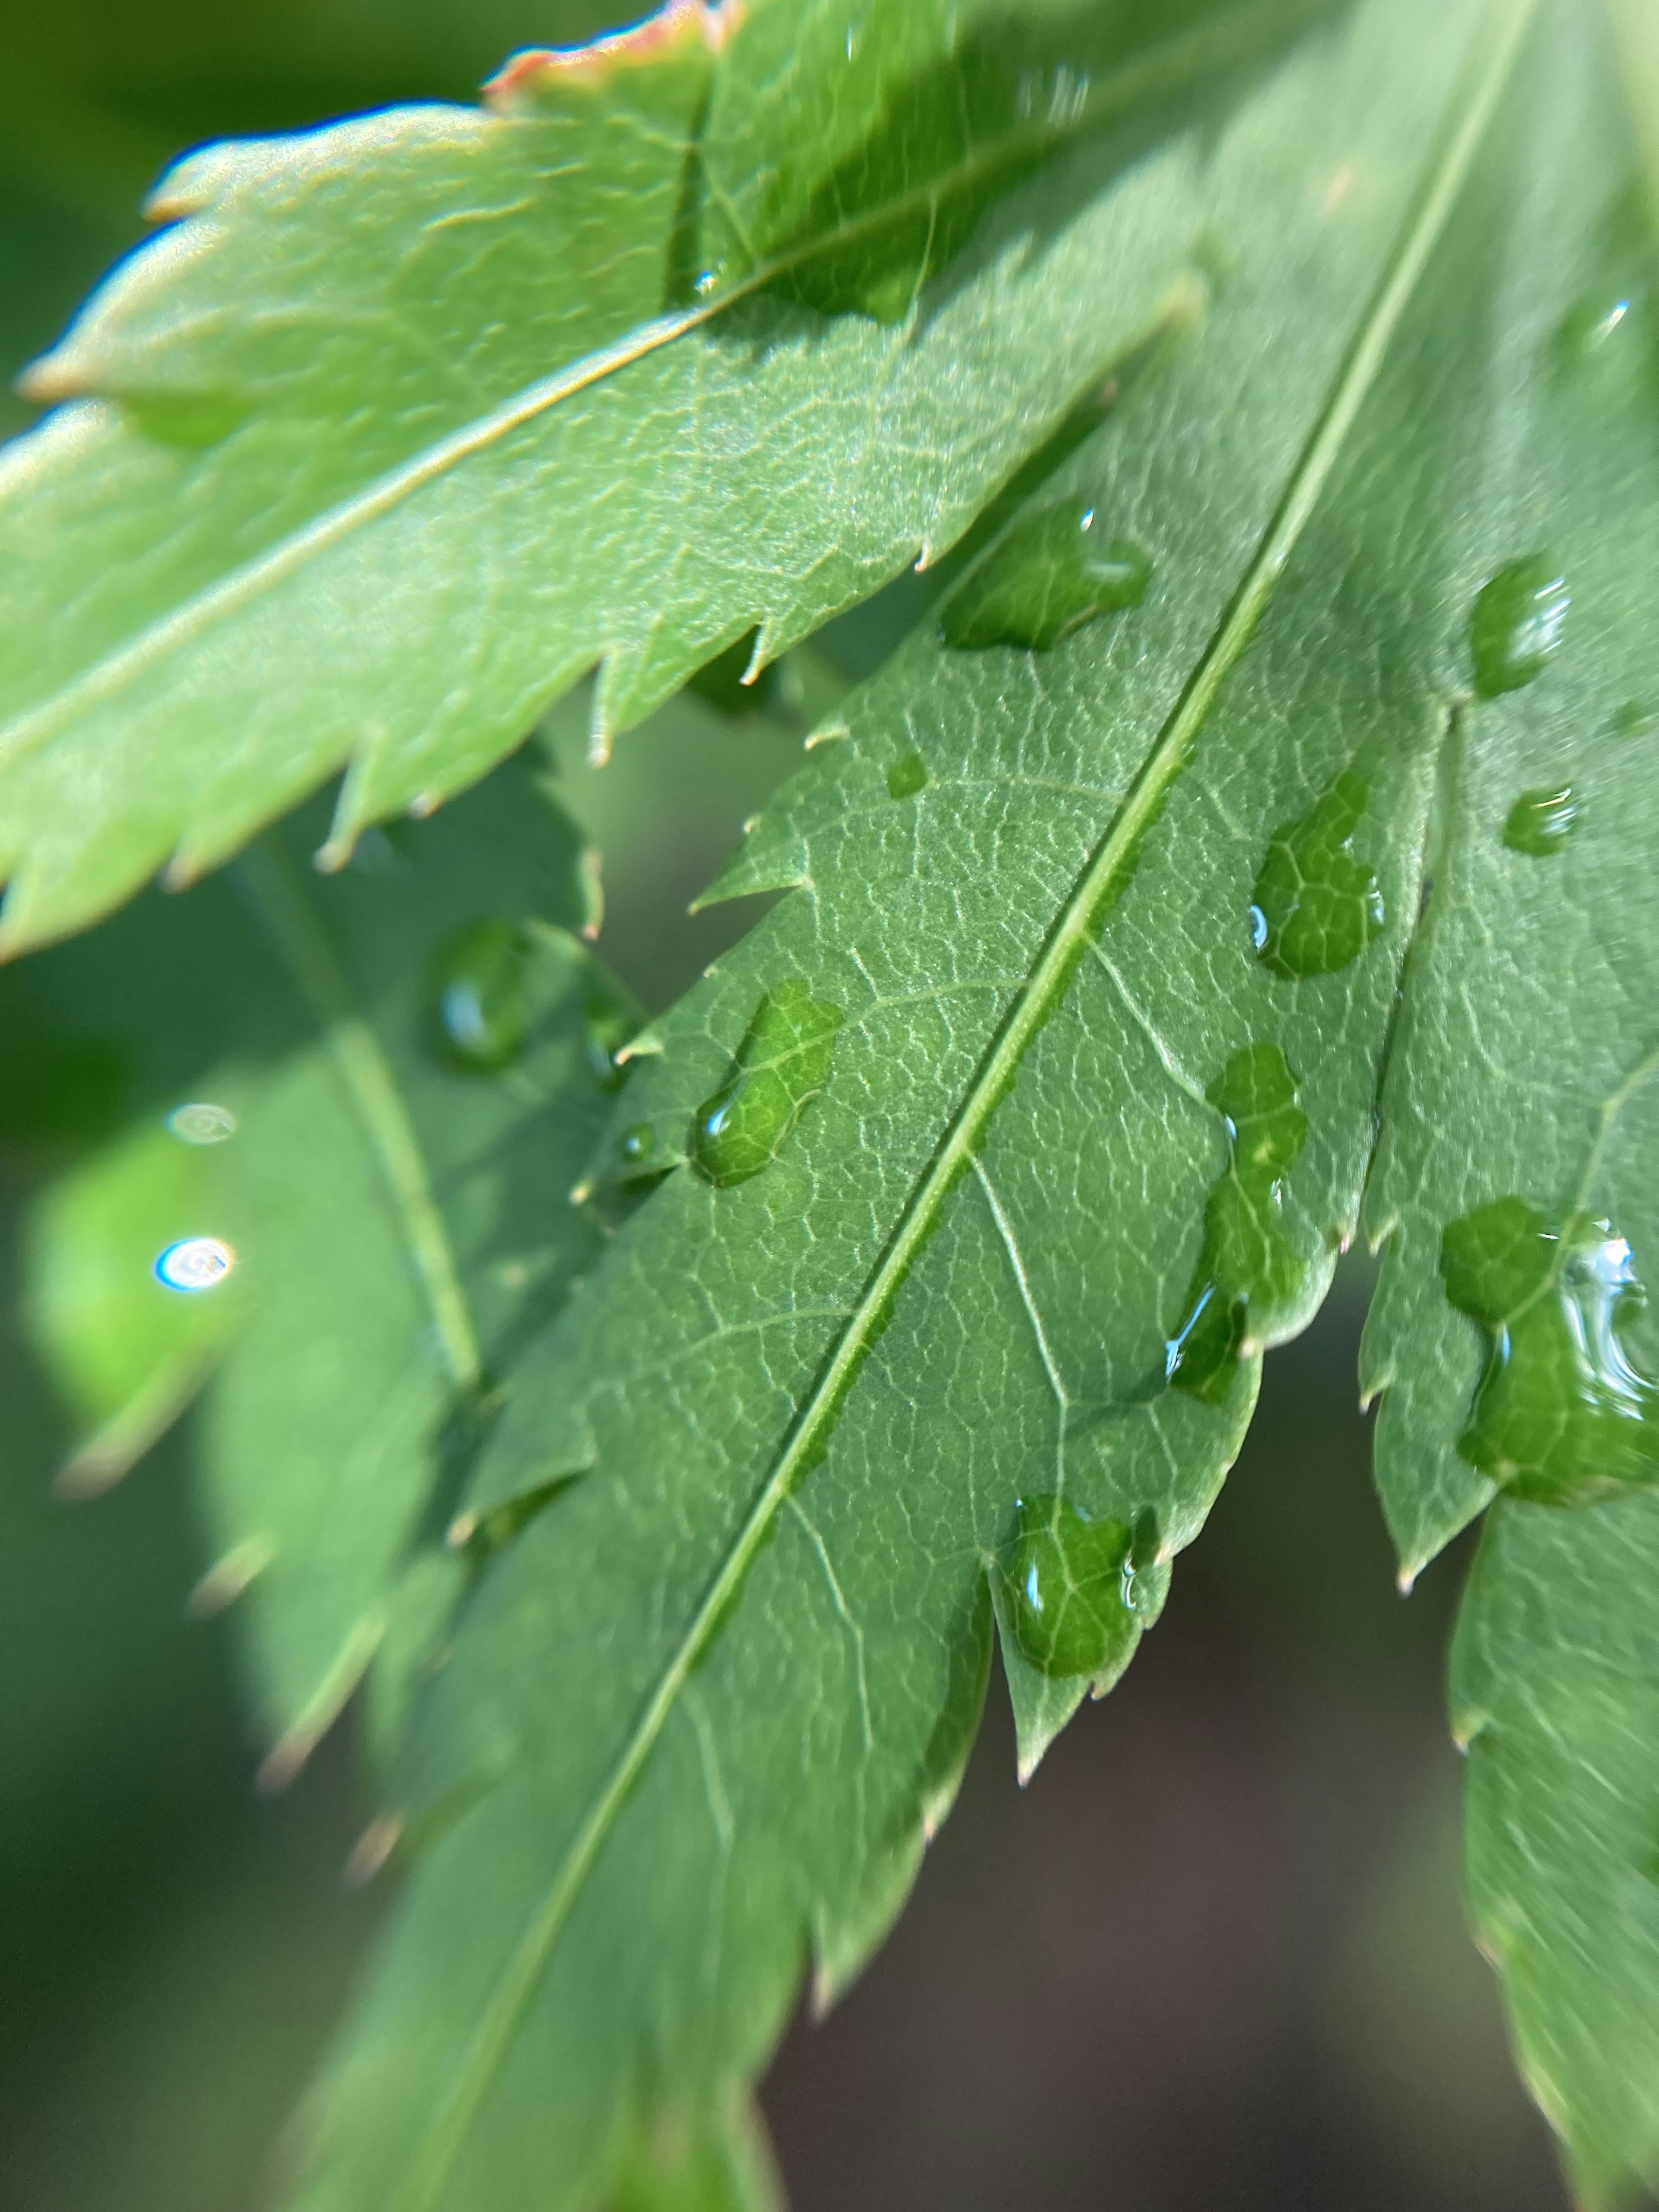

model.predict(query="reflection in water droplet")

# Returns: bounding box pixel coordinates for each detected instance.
[1503,784,1579,857]
[427,920,530,1073]
[155,1236,235,1292]
[1249,767,1385,979]
[689,981,842,1188]
[619,1123,656,1166]
[1470,556,1569,698]
[940,498,1152,652]
[1000,1494,1138,1679]
[1166,1042,1309,1403]
[887,750,929,801]
[167,1101,237,1145]
[1614,700,1655,742]
[1440,1196,1659,1506]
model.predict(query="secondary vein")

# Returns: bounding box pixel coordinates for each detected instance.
[238,837,483,1395]
[393,2,1539,2201]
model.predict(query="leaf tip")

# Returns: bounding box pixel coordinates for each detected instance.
[187,1533,276,1618]
[343,1813,405,1888]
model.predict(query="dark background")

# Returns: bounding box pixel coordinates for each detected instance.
[0,5,1567,2206]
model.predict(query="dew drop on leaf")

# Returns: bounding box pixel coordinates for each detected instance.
[939,497,1152,652]
[155,1236,235,1292]
[583,990,636,1093]
[619,1123,657,1166]
[427,920,530,1073]
[1440,1196,1659,1505]
[1166,1042,1309,1402]
[1248,766,1385,978]
[1469,556,1569,698]
[1551,287,1634,374]
[1000,1494,1138,1678]
[688,981,842,1189]
[1502,783,1580,857]
[886,750,929,800]
[166,1101,238,1145]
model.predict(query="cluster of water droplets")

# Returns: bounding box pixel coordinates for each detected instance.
[1441,1197,1659,1507]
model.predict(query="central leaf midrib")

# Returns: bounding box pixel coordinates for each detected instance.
[391,3,1538,2203]
[0,0,1307,778]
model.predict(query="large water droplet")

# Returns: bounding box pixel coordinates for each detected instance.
[940,498,1152,652]
[427,920,530,1073]
[1440,1196,1659,1506]
[1166,1042,1309,1403]
[1249,766,1385,979]
[1000,1494,1138,1679]
[887,750,929,801]
[1502,783,1579,857]
[155,1236,235,1292]
[166,1101,237,1145]
[1469,556,1569,698]
[689,981,842,1189]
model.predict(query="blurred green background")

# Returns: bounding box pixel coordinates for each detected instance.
[0,4,1568,2206]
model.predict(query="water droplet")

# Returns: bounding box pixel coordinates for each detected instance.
[1613,700,1655,742]
[427,920,530,1073]
[1249,767,1385,978]
[619,1123,657,1166]
[1553,288,1634,372]
[583,991,636,1093]
[155,1236,235,1292]
[1166,1042,1309,1403]
[1469,556,1569,698]
[940,499,1152,652]
[1440,1196,1659,1506]
[1502,783,1579,857]
[689,980,842,1189]
[886,750,928,801]
[999,1494,1137,1679]
[166,1101,237,1145]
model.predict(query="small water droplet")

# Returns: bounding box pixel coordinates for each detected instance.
[689,981,842,1189]
[999,1494,1137,1678]
[1502,783,1579,857]
[1469,556,1569,698]
[886,751,928,801]
[1249,766,1385,978]
[155,1236,235,1292]
[1553,288,1634,372]
[940,498,1152,652]
[1613,700,1655,742]
[427,920,529,1073]
[166,1101,237,1145]
[1166,1042,1309,1402]
[584,991,635,1093]
[619,1123,657,1166]
[1441,1196,1659,1506]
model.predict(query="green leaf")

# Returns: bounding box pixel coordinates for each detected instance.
[0,0,1316,953]
[1452,1496,1659,2209]
[12,749,633,1763]
[278,4,1626,2205]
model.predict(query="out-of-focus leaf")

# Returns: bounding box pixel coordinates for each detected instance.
[11,749,634,1764]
